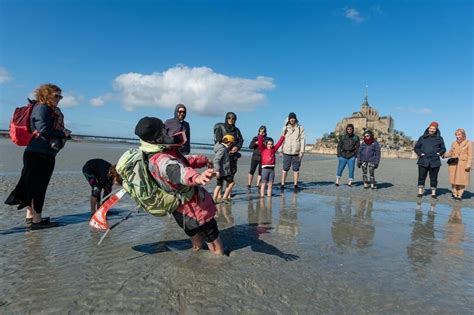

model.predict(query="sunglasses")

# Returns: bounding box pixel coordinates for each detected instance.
[54,94,63,100]
[177,110,186,114]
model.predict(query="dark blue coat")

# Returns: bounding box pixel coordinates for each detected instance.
[414,129,446,168]
[26,104,66,157]
[357,141,381,166]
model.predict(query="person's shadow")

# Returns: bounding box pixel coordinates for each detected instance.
[0,209,127,235]
[132,223,300,261]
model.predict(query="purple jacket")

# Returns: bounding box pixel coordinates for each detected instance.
[165,104,191,155]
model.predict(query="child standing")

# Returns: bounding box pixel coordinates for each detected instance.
[258,129,286,197]
[357,130,381,189]
[213,134,236,203]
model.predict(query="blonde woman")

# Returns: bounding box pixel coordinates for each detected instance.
[5,84,71,229]
[444,129,472,200]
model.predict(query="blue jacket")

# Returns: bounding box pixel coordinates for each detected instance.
[414,129,446,168]
[357,141,381,166]
[165,104,191,155]
[25,104,66,157]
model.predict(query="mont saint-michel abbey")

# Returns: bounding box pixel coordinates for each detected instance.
[311,95,415,158]
[335,96,394,137]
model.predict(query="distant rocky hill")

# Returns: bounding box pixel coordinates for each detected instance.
[310,96,416,159]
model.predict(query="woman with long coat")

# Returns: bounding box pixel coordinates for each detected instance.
[4,84,71,229]
[414,121,446,198]
[444,128,472,200]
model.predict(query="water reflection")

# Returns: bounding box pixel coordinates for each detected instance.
[277,193,299,236]
[247,197,273,235]
[215,202,234,228]
[406,202,437,270]
[443,204,465,258]
[332,196,375,248]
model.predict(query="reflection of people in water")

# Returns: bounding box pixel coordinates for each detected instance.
[443,204,465,257]
[332,196,353,247]
[406,202,437,269]
[277,193,299,236]
[352,197,375,248]
[247,197,273,235]
[332,196,375,248]
[215,201,234,228]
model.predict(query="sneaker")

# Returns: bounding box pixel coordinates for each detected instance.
[347,181,352,187]
[431,194,437,200]
[29,220,58,230]
[363,183,370,189]
[25,217,50,228]
[371,184,376,190]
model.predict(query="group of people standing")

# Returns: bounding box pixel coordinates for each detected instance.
[3,83,472,241]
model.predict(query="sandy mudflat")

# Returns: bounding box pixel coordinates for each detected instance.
[0,139,473,313]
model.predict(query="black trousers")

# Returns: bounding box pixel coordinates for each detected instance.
[9,151,55,213]
[417,165,440,188]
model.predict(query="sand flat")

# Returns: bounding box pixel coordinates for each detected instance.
[1,139,473,313]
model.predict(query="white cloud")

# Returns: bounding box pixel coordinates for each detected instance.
[396,106,432,115]
[101,65,274,115]
[343,7,365,23]
[0,67,12,84]
[410,107,432,115]
[90,93,114,107]
[60,92,83,108]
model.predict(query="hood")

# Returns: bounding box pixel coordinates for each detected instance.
[214,142,225,153]
[174,104,187,120]
[422,128,441,138]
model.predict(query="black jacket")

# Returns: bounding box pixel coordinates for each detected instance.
[214,123,244,150]
[337,133,360,159]
[414,129,446,168]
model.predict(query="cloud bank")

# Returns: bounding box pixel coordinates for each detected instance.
[93,65,275,115]
[343,7,365,23]
[0,67,12,84]
[61,93,82,108]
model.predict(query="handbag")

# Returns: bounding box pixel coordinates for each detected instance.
[447,157,459,165]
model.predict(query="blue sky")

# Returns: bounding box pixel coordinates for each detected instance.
[0,0,472,145]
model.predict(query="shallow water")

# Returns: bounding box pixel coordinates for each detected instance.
[0,188,473,314]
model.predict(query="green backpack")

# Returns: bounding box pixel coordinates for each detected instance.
[116,148,183,217]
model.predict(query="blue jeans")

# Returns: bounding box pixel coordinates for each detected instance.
[336,156,355,180]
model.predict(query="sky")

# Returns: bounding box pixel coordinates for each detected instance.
[0,0,472,145]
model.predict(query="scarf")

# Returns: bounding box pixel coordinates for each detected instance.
[363,137,374,145]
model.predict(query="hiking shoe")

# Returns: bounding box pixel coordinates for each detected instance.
[25,217,50,228]
[29,220,58,230]
[5,195,21,206]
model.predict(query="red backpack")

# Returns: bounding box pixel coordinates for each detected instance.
[9,99,39,146]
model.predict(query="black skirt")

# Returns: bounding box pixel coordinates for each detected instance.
[6,151,55,214]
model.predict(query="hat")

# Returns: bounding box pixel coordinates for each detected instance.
[288,112,297,120]
[429,121,439,128]
[363,130,374,137]
[222,134,235,143]
[134,117,164,142]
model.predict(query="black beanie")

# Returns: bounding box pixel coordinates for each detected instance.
[288,112,297,120]
[134,116,164,142]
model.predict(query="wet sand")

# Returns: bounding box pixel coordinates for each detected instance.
[1,139,473,313]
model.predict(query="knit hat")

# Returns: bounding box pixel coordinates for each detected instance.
[429,121,439,128]
[222,134,235,144]
[134,117,164,142]
[363,130,374,137]
[288,112,297,120]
